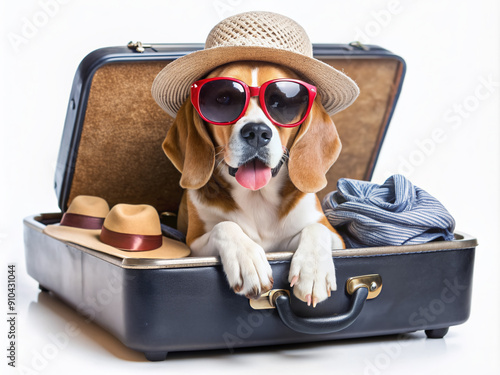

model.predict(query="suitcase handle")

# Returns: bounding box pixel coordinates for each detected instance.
[272,274,382,335]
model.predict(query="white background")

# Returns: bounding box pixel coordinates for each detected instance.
[1,0,499,374]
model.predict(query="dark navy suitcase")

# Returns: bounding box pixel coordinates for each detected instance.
[23,42,477,361]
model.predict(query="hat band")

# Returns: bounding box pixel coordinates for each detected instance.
[100,226,162,251]
[60,213,105,230]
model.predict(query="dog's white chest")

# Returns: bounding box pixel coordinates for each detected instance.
[190,180,323,252]
[231,189,284,249]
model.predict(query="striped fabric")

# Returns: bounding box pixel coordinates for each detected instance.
[322,175,455,248]
[161,223,186,243]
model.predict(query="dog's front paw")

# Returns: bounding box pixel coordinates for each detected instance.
[216,223,273,299]
[288,224,337,307]
[288,253,336,307]
[220,241,273,299]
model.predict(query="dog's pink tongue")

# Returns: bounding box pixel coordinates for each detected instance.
[235,160,272,190]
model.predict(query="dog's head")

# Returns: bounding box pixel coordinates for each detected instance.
[163,61,342,193]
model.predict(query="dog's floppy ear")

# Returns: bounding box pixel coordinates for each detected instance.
[162,100,215,189]
[288,99,342,193]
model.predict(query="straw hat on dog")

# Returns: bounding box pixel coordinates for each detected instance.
[44,196,190,259]
[151,11,359,118]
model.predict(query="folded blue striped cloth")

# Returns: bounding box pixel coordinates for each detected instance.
[322,175,455,248]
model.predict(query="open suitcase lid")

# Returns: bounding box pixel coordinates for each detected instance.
[55,42,405,212]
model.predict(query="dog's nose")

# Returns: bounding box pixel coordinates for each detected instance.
[240,123,272,149]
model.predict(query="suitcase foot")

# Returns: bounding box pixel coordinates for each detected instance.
[425,327,449,339]
[39,284,50,293]
[144,351,168,361]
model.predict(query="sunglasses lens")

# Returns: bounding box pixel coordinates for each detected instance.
[199,80,246,123]
[264,81,310,125]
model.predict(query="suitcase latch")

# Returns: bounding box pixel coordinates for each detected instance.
[249,289,289,310]
[346,274,382,300]
[250,274,382,310]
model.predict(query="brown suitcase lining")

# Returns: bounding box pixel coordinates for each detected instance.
[67,58,403,214]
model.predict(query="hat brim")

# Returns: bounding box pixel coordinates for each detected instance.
[43,225,191,259]
[151,45,360,118]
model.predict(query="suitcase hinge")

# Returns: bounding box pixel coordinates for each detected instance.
[349,41,370,51]
[127,41,153,53]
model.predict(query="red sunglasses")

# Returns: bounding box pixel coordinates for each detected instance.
[190,77,317,127]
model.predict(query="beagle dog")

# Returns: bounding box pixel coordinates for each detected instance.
[164,61,345,307]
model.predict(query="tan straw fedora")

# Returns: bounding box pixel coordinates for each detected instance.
[44,197,190,259]
[151,11,360,118]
